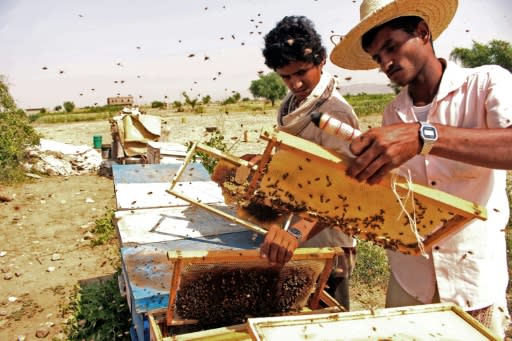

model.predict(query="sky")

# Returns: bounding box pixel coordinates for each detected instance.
[1,0,511,109]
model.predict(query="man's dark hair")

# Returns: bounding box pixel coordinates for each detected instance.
[361,16,429,51]
[263,15,326,70]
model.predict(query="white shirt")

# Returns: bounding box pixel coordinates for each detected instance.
[384,61,512,310]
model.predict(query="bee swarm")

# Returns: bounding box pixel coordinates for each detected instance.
[175,265,314,328]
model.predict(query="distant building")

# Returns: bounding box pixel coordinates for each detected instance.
[25,108,45,115]
[107,96,133,106]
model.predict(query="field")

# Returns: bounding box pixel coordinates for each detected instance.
[1,98,511,339]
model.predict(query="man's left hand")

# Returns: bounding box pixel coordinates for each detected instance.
[260,223,299,265]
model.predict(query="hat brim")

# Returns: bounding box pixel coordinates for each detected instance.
[330,0,458,70]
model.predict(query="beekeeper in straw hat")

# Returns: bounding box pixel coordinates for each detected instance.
[329,0,512,337]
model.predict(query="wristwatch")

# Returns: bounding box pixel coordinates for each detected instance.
[287,227,303,242]
[418,121,438,155]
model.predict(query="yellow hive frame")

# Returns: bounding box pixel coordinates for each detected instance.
[168,131,486,254]
[254,131,487,254]
[164,248,343,327]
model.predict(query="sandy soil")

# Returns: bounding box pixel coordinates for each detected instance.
[0,111,406,340]
[0,175,118,340]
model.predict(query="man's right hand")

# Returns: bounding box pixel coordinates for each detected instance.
[346,123,420,185]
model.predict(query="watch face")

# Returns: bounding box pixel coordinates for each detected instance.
[422,126,437,140]
[287,227,302,241]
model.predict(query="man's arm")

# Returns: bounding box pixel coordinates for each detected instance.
[346,123,512,185]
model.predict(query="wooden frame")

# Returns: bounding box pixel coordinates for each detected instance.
[165,248,343,327]
[167,142,268,236]
[169,131,487,255]
[246,302,500,340]
[254,131,487,254]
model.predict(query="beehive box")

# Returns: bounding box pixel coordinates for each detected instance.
[150,247,341,337]
[246,303,500,340]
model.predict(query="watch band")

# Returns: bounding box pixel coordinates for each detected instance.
[419,121,438,156]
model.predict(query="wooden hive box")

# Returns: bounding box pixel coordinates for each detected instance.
[150,302,499,341]
[146,247,342,339]
[246,303,500,340]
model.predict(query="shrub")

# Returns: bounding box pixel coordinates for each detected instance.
[151,100,165,109]
[201,95,211,105]
[188,130,228,174]
[352,239,390,288]
[221,96,237,105]
[172,100,184,112]
[0,77,41,183]
[63,101,75,113]
[194,105,205,114]
[82,104,123,114]
[64,269,131,340]
[90,209,116,246]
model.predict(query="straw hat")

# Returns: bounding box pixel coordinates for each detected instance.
[330,0,458,70]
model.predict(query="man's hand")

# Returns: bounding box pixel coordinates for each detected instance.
[346,123,420,185]
[240,153,262,167]
[259,223,299,265]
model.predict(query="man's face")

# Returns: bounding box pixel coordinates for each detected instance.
[276,61,323,101]
[365,26,427,86]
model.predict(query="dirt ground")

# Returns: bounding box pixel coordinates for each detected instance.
[0,174,118,340]
[7,110,501,339]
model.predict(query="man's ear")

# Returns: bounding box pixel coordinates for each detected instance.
[417,21,431,44]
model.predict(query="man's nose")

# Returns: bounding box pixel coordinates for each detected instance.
[291,77,303,90]
[380,56,394,74]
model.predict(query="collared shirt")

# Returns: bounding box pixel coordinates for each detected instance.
[384,60,512,310]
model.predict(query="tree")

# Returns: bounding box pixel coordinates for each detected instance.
[172,101,183,112]
[201,95,211,105]
[63,101,75,113]
[221,92,242,105]
[249,72,287,106]
[450,39,512,72]
[182,91,198,110]
[151,100,165,109]
[231,92,241,102]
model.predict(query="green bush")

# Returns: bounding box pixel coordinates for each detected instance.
[352,240,390,288]
[194,105,205,114]
[91,209,116,246]
[63,101,75,113]
[64,269,131,340]
[151,100,165,109]
[0,77,41,183]
[82,104,124,114]
[189,130,228,174]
